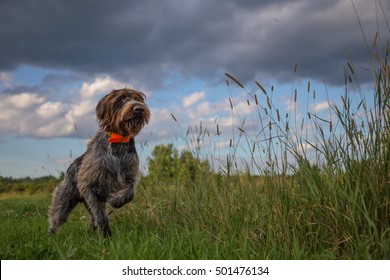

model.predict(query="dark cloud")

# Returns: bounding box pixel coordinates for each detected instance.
[0,0,388,87]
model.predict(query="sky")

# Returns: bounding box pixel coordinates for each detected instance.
[0,0,389,178]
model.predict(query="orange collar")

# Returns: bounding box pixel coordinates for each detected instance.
[107,132,132,143]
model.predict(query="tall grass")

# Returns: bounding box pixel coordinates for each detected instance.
[165,34,390,258]
[249,40,389,258]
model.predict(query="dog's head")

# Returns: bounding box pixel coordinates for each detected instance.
[96,88,151,137]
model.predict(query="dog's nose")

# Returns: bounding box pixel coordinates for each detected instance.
[133,105,144,114]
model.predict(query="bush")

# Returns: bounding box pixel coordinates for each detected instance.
[0,176,59,194]
[147,144,210,185]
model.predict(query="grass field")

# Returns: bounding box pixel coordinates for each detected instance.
[1,30,390,260]
[0,166,389,260]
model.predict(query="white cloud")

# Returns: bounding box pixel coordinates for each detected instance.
[183,91,206,107]
[0,74,328,154]
[34,118,74,138]
[0,93,44,124]
[7,93,44,109]
[313,101,330,112]
[0,92,77,138]
[196,101,212,115]
[69,100,95,118]
[233,99,255,116]
[80,76,126,98]
[0,77,122,138]
[215,140,231,149]
[36,101,66,119]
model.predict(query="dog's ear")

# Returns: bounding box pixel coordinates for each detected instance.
[96,96,106,121]
[96,94,111,131]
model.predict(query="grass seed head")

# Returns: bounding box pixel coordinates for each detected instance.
[254,94,259,105]
[225,73,244,88]
[255,81,268,95]
[267,96,272,109]
[170,113,177,122]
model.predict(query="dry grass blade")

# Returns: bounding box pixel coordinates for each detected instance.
[373,31,379,48]
[255,81,267,95]
[357,100,364,111]
[369,122,373,136]
[254,94,259,105]
[311,113,331,123]
[267,96,272,110]
[170,113,177,122]
[225,73,244,88]
[229,97,233,110]
[347,62,355,75]
[341,95,346,108]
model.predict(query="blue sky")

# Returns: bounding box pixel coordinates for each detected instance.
[0,0,389,178]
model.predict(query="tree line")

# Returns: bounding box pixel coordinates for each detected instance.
[0,144,210,193]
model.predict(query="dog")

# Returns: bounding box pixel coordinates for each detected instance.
[48,88,151,237]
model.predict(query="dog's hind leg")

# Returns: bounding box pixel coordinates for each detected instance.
[48,180,79,234]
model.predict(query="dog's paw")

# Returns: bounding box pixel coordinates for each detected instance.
[48,227,56,235]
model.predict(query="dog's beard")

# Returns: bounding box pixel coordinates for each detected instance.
[115,103,150,136]
[121,116,148,136]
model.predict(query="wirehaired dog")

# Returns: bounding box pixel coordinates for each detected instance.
[48,88,151,237]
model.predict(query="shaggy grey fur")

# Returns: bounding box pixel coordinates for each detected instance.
[48,89,150,237]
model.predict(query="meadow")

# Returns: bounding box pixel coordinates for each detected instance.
[0,156,389,259]
[1,32,390,260]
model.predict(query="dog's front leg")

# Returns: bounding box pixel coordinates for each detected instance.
[82,187,112,237]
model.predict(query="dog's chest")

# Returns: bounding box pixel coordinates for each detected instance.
[106,143,137,168]
[83,134,140,192]
[107,152,135,171]
[105,145,139,187]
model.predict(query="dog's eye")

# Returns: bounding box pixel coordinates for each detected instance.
[133,95,144,102]
[113,98,127,110]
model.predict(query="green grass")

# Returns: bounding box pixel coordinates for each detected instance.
[0,166,389,259]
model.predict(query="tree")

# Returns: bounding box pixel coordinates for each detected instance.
[147,144,210,185]
[148,144,180,181]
